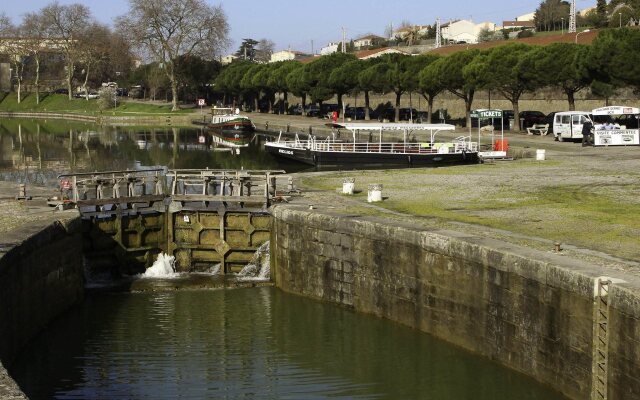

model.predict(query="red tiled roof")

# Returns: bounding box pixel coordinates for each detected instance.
[503,20,536,28]
[354,47,409,59]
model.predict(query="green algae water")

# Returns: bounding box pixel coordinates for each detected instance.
[10,287,566,400]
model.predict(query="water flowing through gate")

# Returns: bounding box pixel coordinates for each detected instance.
[57,169,286,275]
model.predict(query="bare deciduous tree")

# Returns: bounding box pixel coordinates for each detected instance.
[255,39,275,63]
[41,2,92,99]
[21,12,49,104]
[117,0,229,111]
[77,23,110,100]
[0,18,30,103]
[0,12,10,33]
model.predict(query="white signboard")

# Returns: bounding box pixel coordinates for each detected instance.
[594,129,640,146]
[592,106,640,115]
[197,99,206,106]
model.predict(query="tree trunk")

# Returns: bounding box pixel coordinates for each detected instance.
[17,77,21,104]
[337,92,343,113]
[170,74,179,112]
[67,61,74,100]
[82,64,91,101]
[364,91,370,120]
[394,91,402,122]
[253,95,258,112]
[465,89,475,128]
[566,89,576,111]
[512,98,521,132]
[283,92,288,114]
[427,95,434,123]
[35,56,40,105]
[301,94,307,115]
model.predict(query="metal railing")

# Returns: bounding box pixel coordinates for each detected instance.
[57,168,286,210]
[273,135,478,154]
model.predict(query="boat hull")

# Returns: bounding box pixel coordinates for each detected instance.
[207,120,254,134]
[265,143,478,168]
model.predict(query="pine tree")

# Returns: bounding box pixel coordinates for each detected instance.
[596,0,609,27]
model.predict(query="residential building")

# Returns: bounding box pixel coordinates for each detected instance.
[516,12,536,22]
[320,42,339,56]
[502,20,536,30]
[0,37,69,54]
[441,20,497,44]
[579,6,596,16]
[353,34,385,49]
[220,54,238,65]
[270,50,311,63]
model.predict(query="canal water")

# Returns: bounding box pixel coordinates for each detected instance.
[10,288,565,400]
[0,119,306,185]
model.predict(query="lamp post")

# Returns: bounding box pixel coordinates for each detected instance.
[575,29,590,44]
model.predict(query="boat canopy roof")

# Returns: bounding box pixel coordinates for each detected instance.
[592,106,640,115]
[211,107,239,115]
[327,123,456,131]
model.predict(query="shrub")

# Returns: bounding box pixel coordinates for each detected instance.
[517,30,534,39]
[97,87,116,110]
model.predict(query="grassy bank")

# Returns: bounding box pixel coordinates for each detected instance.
[0,92,194,116]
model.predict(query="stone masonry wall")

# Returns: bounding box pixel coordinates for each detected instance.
[271,207,640,400]
[0,217,84,398]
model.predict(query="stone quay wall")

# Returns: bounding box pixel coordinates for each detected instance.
[271,207,640,400]
[0,217,84,399]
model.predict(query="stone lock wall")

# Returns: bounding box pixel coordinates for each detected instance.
[271,207,640,400]
[0,217,84,399]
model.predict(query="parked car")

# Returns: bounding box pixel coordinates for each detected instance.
[116,88,128,97]
[321,103,340,119]
[128,85,144,99]
[305,104,321,117]
[289,104,304,115]
[519,110,546,129]
[52,88,68,95]
[344,107,373,120]
[376,108,396,122]
[74,91,99,99]
[398,108,419,121]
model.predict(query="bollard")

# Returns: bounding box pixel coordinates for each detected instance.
[367,184,383,203]
[342,177,355,195]
[308,126,313,135]
[287,177,294,192]
[286,123,290,133]
[554,242,562,252]
[16,184,31,200]
[265,121,269,131]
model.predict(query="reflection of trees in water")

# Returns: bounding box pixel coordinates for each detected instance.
[0,120,287,186]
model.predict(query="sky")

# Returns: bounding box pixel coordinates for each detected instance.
[4,0,596,54]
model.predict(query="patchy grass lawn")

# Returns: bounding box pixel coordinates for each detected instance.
[299,159,640,260]
[0,93,193,116]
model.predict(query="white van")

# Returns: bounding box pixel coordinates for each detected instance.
[553,111,592,142]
